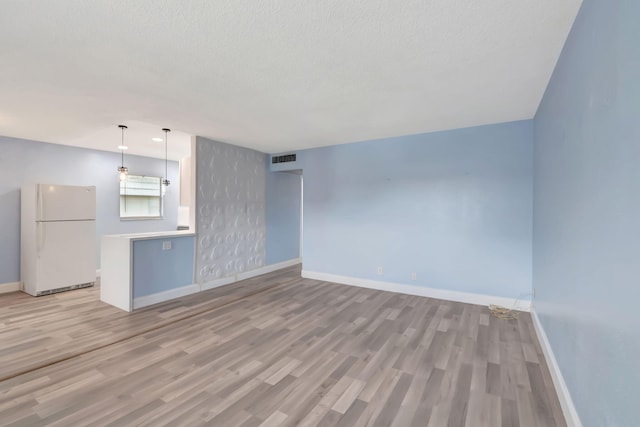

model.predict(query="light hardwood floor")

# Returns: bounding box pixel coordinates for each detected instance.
[0,266,565,426]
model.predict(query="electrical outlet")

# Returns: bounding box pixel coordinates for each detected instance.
[162,241,172,251]
[376,266,383,275]
[411,272,417,281]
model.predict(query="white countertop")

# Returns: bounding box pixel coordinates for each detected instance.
[103,230,195,240]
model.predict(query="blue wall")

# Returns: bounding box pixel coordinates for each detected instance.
[533,1,639,425]
[294,120,534,299]
[266,169,301,264]
[132,236,195,298]
[0,136,180,284]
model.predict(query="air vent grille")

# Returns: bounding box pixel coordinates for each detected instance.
[272,154,296,164]
[36,282,94,296]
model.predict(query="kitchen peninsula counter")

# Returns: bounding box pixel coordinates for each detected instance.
[100,230,196,311]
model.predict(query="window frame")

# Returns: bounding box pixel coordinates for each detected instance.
[119,174,164,220]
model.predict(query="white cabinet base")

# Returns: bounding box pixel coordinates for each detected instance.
[100,236,133,311]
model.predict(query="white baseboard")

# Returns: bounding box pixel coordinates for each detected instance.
[133,284,200,310]
[200,276,237,292]
[530,309,582,427]
[201,258,302,291]
[129,257,301,309]
[301,270,531,312]
[238,258,302,280]
[0,282,21,294]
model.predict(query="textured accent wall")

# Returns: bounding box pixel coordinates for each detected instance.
[195,137,265,284]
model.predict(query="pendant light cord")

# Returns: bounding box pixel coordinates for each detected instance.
[162,128,171,186]
[121,126,125,167]
[118,124,128,173]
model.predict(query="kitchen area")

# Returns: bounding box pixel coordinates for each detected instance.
[1,123,197,312]
[5,126,275,315]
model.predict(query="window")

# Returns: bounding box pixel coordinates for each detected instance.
[120,175,163,219]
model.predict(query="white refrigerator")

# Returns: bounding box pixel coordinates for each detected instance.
[21,183,97,296]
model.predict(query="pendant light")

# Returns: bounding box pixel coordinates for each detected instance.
[117,125,128,181]
[162,128,171,186]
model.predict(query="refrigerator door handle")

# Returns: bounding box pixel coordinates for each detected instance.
[36,222,44,258]
[37,184,44,222]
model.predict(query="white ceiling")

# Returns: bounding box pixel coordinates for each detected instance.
[0,0,582,158]
[65,121,192,162]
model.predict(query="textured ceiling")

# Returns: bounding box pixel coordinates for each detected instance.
[0,0,582,158]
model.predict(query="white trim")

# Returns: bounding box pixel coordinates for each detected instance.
[201,258,302,292]
[0,282,21,294]
[238,258,302,280]
[530,309,582,427]
[300,175,304,259]
[95,269,101,277]
[301,270,531,312]
[512,298,533,312]
[133,283,200,309]
[200,276,236,292]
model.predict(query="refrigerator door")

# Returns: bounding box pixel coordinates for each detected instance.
[37,184,96,221]
[35,220,96,292]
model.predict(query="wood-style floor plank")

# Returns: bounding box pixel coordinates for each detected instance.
[0,266,565,426]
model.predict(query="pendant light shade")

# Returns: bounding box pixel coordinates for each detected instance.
[117,125,128,181]
[162,128,171,186]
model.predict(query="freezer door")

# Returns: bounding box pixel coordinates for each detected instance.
[35,221,96,292]
[37,184,96,221]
